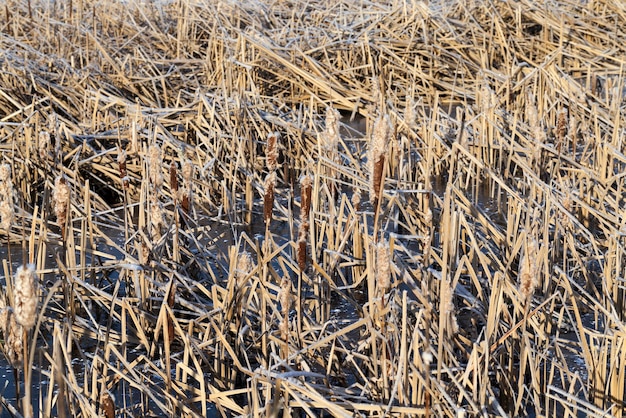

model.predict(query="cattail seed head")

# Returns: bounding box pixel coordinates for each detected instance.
[297,223,307,272]
[369,114,391,205]
[13,264,38,330]
[1,308,24,369]
[170,161,179,197]
[53,175,70,239]
[235,251,255,288]
[323,107,340,154]
[376,240,391,293]
[351,187,361,211]
[100,390,115,418]
[300,174,312,226]
[266,132,280,172]
[279,277,292,314]
[519,235,539,303]
[150,196,164,238]
[39,131,51,161]
[148,144,163,188]
[0,164,14,232]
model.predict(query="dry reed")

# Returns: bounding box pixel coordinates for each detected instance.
[0,0,624,416]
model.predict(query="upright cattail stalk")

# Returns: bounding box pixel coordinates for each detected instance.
[0,164,15,232]
[263,172,276,226]
[556,108,567,154]
[118,148,128,189]
[369,114,391,207]
[13,265,38,330]
[181,157,193,215]
[53,175,70,240]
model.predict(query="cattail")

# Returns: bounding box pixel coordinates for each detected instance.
[369,114,391,205]
[556,108,567,153]
[39,131,51,161]
[278,277,292,341]
[0,164,14,232]
[150,195,164,238]
[100,390,115,418]
[263,172,276,226]
[118,148,128,188]
[519,235,539,303]
[235,251,255,288]
[266,132,280,172]
[323,107,340,154]
[148,144,163,188]
[169,161,178,200]
[13,265,38,330]
[441,276,458,334]
[53,175,70,240]
[351,187,361,211]
[376,240,391,294]
[300,174,312,229]
[1,308,24,369]
[181,158,193,214]
[405,95,417,131]
[297,223,307,272]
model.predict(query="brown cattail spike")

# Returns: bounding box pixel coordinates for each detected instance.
[297,224,307,272]
[100,391,115,418]
[170,161,178,197]
[266,132,280,173]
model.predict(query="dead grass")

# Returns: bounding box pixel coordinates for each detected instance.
[0,0,625,416]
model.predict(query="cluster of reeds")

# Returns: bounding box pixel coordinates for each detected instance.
[0,0,625,416]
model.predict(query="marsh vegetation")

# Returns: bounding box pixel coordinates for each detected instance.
[0,0,626,416]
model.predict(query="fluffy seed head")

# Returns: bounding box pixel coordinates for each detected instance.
[53,175,70,238]
[235,251,255,288]
[376,240,391,293]
[519,235,539,303]
[39,131,51,161]
[148,144,163,188]
[13,264,38,330]
[1,308,24,369]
